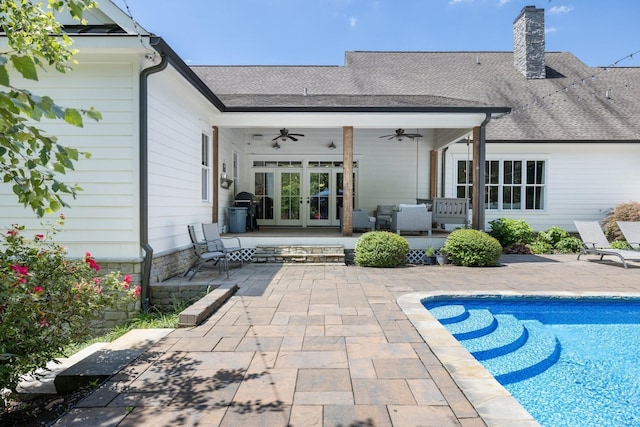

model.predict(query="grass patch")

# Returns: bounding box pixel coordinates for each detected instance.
[60,299,188,357]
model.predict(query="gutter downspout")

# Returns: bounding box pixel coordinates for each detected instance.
[139,45,168,312]
[471,113,492,231]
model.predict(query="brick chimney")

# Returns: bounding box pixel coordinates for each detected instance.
[513,6,546,79]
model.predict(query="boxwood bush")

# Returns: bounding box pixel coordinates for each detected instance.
[354,231,409,267]
[488,218,534,247]
[442,229,503,267]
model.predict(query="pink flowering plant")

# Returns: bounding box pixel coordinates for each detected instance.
[0,219,140,395]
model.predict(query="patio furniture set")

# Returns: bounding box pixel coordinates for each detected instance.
[348,198,470,235]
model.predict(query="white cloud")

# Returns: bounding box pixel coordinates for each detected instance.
[549,5,574,14]
[497,0,510,6]
[350,16,357,27]
[545,27,559,34]
[449,0,473,5]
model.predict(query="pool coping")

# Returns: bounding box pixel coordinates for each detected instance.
[397,290,640,427]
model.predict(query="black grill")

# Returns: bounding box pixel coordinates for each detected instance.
[234,192,259,231]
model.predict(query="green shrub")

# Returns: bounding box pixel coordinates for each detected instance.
[488,218,534,247]
[354,231,409,267]
[602,201,640,241]
[554,237,583,253]
[442,229,502,267]
[0,219,139,396]
[528,240,554,254]
[610,240,632,250]
[537,226,570,246]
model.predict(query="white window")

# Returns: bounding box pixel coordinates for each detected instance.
[201,133,210,201]
[456,159,546,210]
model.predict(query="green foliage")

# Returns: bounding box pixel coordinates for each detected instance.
[442,229,503,267]
[0,218,139,396]
[354,231,409,267]
[537,226,570,246]
[528,240,554,255]
[602,201,640,241]
[610,240,632,250]
[488,218,534,247]
[0,0,101,217]
[554,237,583,253]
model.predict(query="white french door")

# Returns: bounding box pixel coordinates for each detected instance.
[252,160,356,227]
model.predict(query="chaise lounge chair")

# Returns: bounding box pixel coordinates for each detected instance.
[574,221,640,268]
[617,221,640,249]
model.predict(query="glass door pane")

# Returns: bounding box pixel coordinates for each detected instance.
[307,171,331,226]
[279,170,302,225]
[254,171,274,224]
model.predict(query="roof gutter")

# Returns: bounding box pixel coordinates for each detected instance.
[149,37,226,111]
[139,41,168,312]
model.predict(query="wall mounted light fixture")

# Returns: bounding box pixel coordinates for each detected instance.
[273,142,281,150]
[328,141,336,150]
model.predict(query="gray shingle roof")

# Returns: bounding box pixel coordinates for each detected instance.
[191,51,640,141]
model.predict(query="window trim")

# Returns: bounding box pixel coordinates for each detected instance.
[455,156,547,211]
[201,132,211,202]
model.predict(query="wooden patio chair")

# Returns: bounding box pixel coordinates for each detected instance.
[184,224,228,280]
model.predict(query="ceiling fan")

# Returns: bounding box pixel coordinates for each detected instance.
[379,128,423,141]
[272,128,305,142]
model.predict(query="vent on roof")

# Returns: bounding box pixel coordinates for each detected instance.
[513,6,546,79]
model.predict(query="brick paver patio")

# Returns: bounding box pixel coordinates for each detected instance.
[55,254,640,426]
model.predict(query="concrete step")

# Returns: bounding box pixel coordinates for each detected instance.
[53,328,173,394]
[253,245,345,264]
[16,342,109,398]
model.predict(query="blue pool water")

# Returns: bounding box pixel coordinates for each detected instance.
[423,298,640,427]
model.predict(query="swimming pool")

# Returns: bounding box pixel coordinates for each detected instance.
[423,297,640,427]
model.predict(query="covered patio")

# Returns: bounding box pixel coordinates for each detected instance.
[209,97,511,236]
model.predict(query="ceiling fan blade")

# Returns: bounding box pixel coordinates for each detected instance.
[272,135,281,141]
[379,134,393,138]
[289,135,298,142]
[290,133,305,137]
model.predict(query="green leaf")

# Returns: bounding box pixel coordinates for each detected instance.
[63,108,83,127]
[0,64,9,87]
[10,56,39,81]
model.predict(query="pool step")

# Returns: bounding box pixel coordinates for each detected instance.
[481,320,561,385]
[429,304,469,325]
[462,314,529,360]
[446,309,498,340]
[428,304,562,385]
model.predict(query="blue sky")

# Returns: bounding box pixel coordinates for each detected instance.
[111,0,640,67]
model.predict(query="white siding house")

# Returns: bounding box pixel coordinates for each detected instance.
[1,2,638,306]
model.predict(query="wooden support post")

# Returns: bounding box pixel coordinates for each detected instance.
[212,126,219,224]
[429,150,438,199]
[342,126,354,236]
[471,126,486,230]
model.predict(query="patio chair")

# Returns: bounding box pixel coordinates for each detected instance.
[617,221,640,249]
[339,208,375,232]
[574,221,640,269]
[202,222,244,267]
[375,205,395,230]
[391,204,432,236]
[184,225,228,280]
